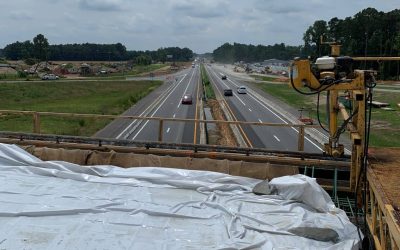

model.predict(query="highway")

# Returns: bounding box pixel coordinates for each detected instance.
[205,64,323,153]
[96,63,323,153]
[95,66,201,144]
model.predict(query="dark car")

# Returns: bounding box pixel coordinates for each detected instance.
[181,94,193,105]
[221,75,227,80]
[224,89,233,96]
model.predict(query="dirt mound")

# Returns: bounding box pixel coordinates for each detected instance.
[0,67,17,74]
[368,147,400,210]
[207,99,237,147]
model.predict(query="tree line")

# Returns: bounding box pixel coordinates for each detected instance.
[2,34,193,64]
[213,42,301,63]
[212,8,400,79]
[303,7,400,79]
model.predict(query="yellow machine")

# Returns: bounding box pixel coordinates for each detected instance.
[289,38,400,196]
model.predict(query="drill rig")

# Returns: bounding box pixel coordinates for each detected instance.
[289,38,400,197]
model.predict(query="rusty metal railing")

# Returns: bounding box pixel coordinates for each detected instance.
[0,109,319,152]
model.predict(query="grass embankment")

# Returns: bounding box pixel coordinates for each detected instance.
[0,80,161,136]
[0,74,40,81]
[368,90,400,147]
[131,64,166,75]
[251,75,279,82]
[200,64,215,99]
[256,82,400,147]
[91,64,167,79]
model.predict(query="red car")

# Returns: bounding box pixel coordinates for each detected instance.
[181,94,193,105]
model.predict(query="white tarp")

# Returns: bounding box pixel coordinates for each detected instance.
[0,143,361,249]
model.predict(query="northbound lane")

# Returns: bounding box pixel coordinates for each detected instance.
[206,64,323,153]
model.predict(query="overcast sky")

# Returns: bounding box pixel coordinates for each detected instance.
[0,0,398,53]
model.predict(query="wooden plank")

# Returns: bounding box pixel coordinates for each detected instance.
[386,205,400,249]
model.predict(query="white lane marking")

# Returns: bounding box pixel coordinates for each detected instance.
[166,127,170,133]
[249,108,252,112]
[116,75,186,139]
[132,73,189,140]
[177,69,196,108]
[173,114,176,118]
[209,69,247,106]
[227,78,323,151]
[258,118,263,123]
[236,95,246,106]
[274,135,281,142]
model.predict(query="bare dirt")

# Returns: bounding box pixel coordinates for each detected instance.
[207,99,237,147]
[368,147,400,211]
[0,67,17,74]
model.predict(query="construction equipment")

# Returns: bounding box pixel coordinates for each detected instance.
[290,37,400,248]
[298,108,313,125]
[290,37,400,192]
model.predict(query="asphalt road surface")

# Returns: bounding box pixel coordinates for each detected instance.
[95,66,201,144]
[205,64,323,153]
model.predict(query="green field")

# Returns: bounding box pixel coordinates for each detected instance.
[0,80,161,136]
[256,82,400,147]
[88,64,167,79]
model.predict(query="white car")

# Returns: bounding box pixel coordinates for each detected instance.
[42,74,59,80]
[237,86,247,94]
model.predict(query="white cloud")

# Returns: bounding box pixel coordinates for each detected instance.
[0,0,399,53]
[79,0,126,11]
[9,10,33,20]
[171,0,230,18]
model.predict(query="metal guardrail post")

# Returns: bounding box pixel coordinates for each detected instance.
[333,168,338,204]
[194,118,198,145]
[158,119,164,142]
[33,112,41,134]
[298,126,305,151]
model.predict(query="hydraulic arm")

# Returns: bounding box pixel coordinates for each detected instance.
[289,40,400,194]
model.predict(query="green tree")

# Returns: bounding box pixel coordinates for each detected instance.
[303,20,328,58]
[33,34,49,61]
[135,55,152,65]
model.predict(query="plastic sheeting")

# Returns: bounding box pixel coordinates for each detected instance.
[0,143,361,249]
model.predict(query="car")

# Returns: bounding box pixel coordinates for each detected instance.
[42,74,59,80]
[181,94,193,105]
[237,86,247,94]
[221,75,227,80]
[224,89,233,96]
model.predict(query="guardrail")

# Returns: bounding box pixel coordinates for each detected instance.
[0,109,318,152]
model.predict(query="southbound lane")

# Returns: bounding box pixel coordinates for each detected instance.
[125,66,201,143]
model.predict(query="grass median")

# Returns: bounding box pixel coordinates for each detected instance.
[200,64,215,99]
[0,80,161,136]
[255,81,400,147]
